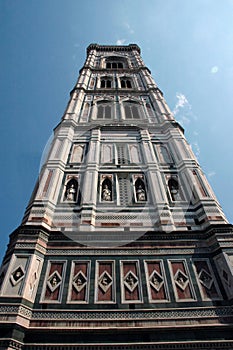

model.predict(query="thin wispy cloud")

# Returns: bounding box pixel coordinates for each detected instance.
[124,22,134,34]
[208,171,216,178]
[173,92,200,158]
[191,141,201,158]
[116,39,126,45]
[173,93,192,126]
[211,66,219,74]
[173,93,190,116]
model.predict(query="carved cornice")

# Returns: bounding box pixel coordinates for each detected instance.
[87,43,141,55]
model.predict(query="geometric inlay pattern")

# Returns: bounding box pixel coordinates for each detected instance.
[72,271,87,293]
[198,269,214,290]
[47,271,62,292]
[98,270,113,293]
[149,270,164,292]
[174,269,189,291]
[124,270,138,293]
[10,265,25,286]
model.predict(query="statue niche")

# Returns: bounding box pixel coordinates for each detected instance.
[135,178,146,202]
[168,177,179,201]
[65,178,78,202]
[101,178,112,202]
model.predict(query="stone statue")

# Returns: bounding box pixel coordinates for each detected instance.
[102,184,112,201]
[136,184,146,201]
[66,184,76,201]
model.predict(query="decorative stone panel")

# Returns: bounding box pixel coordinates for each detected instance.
[169,260,196,301]
[193,259,222,300]
[144,260,169,303]
[120,260,143,303]
[95,261,115,303]
[41,260,66,303]
[68,260,90,303]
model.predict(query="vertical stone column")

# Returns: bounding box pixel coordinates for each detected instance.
[140,130,175,231]
[80,128,101,229]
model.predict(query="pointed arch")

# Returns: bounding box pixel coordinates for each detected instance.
[168,177,179,201]
[134,177,147,202]
[123,100,141,119]
[158,144,173,164]
[71,144,85,163]
[96,100,113,119]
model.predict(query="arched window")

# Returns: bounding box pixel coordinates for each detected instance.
[101,177,113,202]
[146,103,154,117]
[124,101,141,119]
[168,177,179,201]
[135,178,147,202]
[97,101,112,119]
[64,178,78,202]
[105,56,126,69]
[100,79,112,88]
[120,78,132,89]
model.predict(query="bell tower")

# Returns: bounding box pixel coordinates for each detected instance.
[0,44,233,350]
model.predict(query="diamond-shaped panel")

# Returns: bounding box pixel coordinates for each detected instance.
[47,271,62,292]
[98,271,113,293]
[199,269,214,290]
[149,270,164,292]
[124,270,138,292]
[73,271,87,292]
[10,265,25,286]
[174,269,189,291]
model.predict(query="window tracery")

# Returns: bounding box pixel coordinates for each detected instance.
[97,101,112,119]
[124,101,141,119]
[100,78,112,88]
[120,78,132,88]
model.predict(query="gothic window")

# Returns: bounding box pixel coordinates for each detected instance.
[101,176,113,202]
[106,56,125,69]
[64,178,78,202]
[120,78,132,88]
[168,177,179,201]
[106,62,123,69]
[146,103,155,117]
[100,79,112,88]
[97,101,112,119]
[134,177,147,202]
[124,101,141,119]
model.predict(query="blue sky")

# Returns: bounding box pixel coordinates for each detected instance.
[1,0,233,262]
